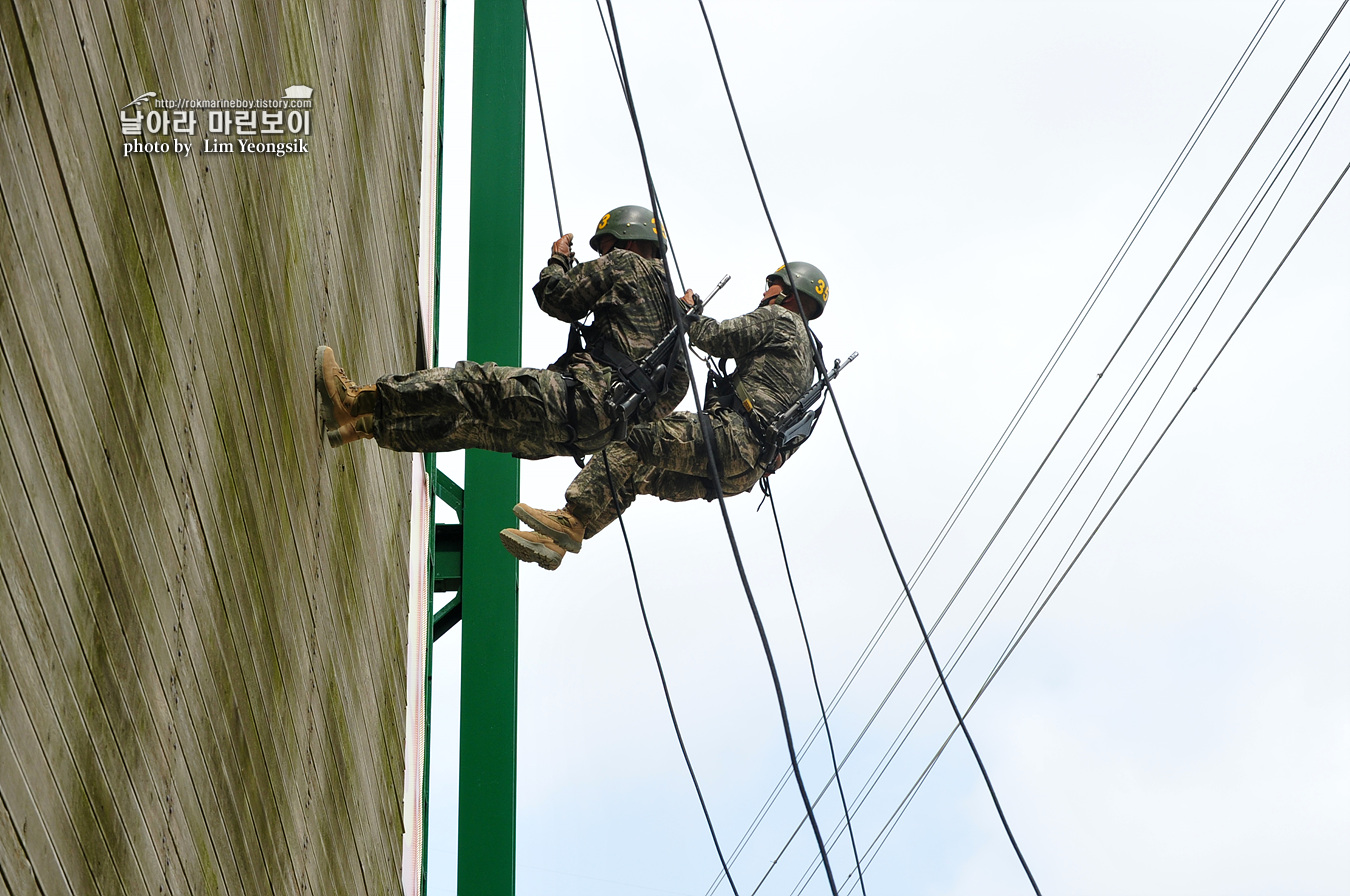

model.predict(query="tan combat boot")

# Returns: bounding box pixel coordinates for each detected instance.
[327,414,375,447]
[512,503,584,553]
[499,529,566,571]
[315,345,376,431]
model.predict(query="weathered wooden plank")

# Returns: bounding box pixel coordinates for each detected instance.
[61,5,319,892]
[174,0,411,877]
[43,15,268,893]
[0,702,78,896]
[297,0,415,860]
[0,288,217,896]
[0,230,174,896]
[158,106,322,890]
[0,497,154,896]
[0,88,255,896]
[0,219,248,896]
[19,3,319,889]
[313,2,421,852]
[0,256,215,896]
[0,781,44,896]
[2,0,418,890]
[191,0,415,874]
[0,17,213,895]
[0,518,130,896]
[143,1,405,883]
[78,22,324,896]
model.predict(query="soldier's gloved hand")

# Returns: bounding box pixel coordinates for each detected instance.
[679,288,704,318]
[681,289,705,320]
[550,233,575,270]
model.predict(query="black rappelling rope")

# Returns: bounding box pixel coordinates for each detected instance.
[691,1,1041,891]
[592,0,622,87]
[521,0,563,236]
[824,378,1045,895]
[600,2,842,893]
[865,152,1350,880]
[762,479,869,896]
[777,7,1347,884]
[713,0,1288,878]
[600,448,741,895]
[525,4,728,878]
[814,10,1349,880]
[685,4,870,890]
[588,0,688,293]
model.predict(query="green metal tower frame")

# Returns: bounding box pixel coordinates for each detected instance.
[457,1,525,894]
[418,2,522,891]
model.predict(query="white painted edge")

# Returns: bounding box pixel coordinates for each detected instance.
[401,461,431,896]
[403,0,442,890]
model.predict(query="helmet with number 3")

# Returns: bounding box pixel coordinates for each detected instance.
[767,261,829,320]
[589,205,666,257]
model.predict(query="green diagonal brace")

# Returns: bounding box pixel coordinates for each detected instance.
[458,0,524,894]
[435,468,464,520]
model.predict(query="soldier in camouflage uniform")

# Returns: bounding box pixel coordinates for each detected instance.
[314,205,689,458]
[500,262,830,570]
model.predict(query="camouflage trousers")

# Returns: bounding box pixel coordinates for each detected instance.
[564,408,767,539]
[372,360,618,457]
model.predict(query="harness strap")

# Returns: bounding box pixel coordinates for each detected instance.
[569,321,678,429]
[558,373,586,468]
[589,337,663,405]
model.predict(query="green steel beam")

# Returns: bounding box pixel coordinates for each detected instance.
[432,523,463,597]
[432,593,463,640]
[435,468,465,519]
[459,0,524,893]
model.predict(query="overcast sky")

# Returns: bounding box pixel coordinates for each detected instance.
[424,2,1349,894]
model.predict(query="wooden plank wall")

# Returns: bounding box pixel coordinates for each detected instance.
[0,0,422,893]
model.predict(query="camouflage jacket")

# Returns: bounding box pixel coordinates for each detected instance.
[533,248,689,418]
[689,302,814,421]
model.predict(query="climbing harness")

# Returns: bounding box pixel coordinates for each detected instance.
[567,274,731,444]
[704,337,857,476]
[563,314,681,443]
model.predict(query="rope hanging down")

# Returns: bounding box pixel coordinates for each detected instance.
[763,479,868,896]
[600,2,842,893]
[528,0,690,293]
[523,3,739,880]
[863,154,1350,880]
[853,24,1350,863]
[692,2,1041,891]
[714,2,1289,877]
[780,3,1345,882]
[826,7,1350,860]
[601,449,742,895]
[590,0,689,293]
[522,0,563,236]
[799,36,1343,865]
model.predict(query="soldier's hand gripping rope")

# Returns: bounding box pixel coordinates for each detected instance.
[550,232,577,269]
[682,275,730,370]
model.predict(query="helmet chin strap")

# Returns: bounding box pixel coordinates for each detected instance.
[760,285,794,309]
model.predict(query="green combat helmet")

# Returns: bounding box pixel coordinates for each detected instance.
[589,205,666,257]
[767,261,829,320]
